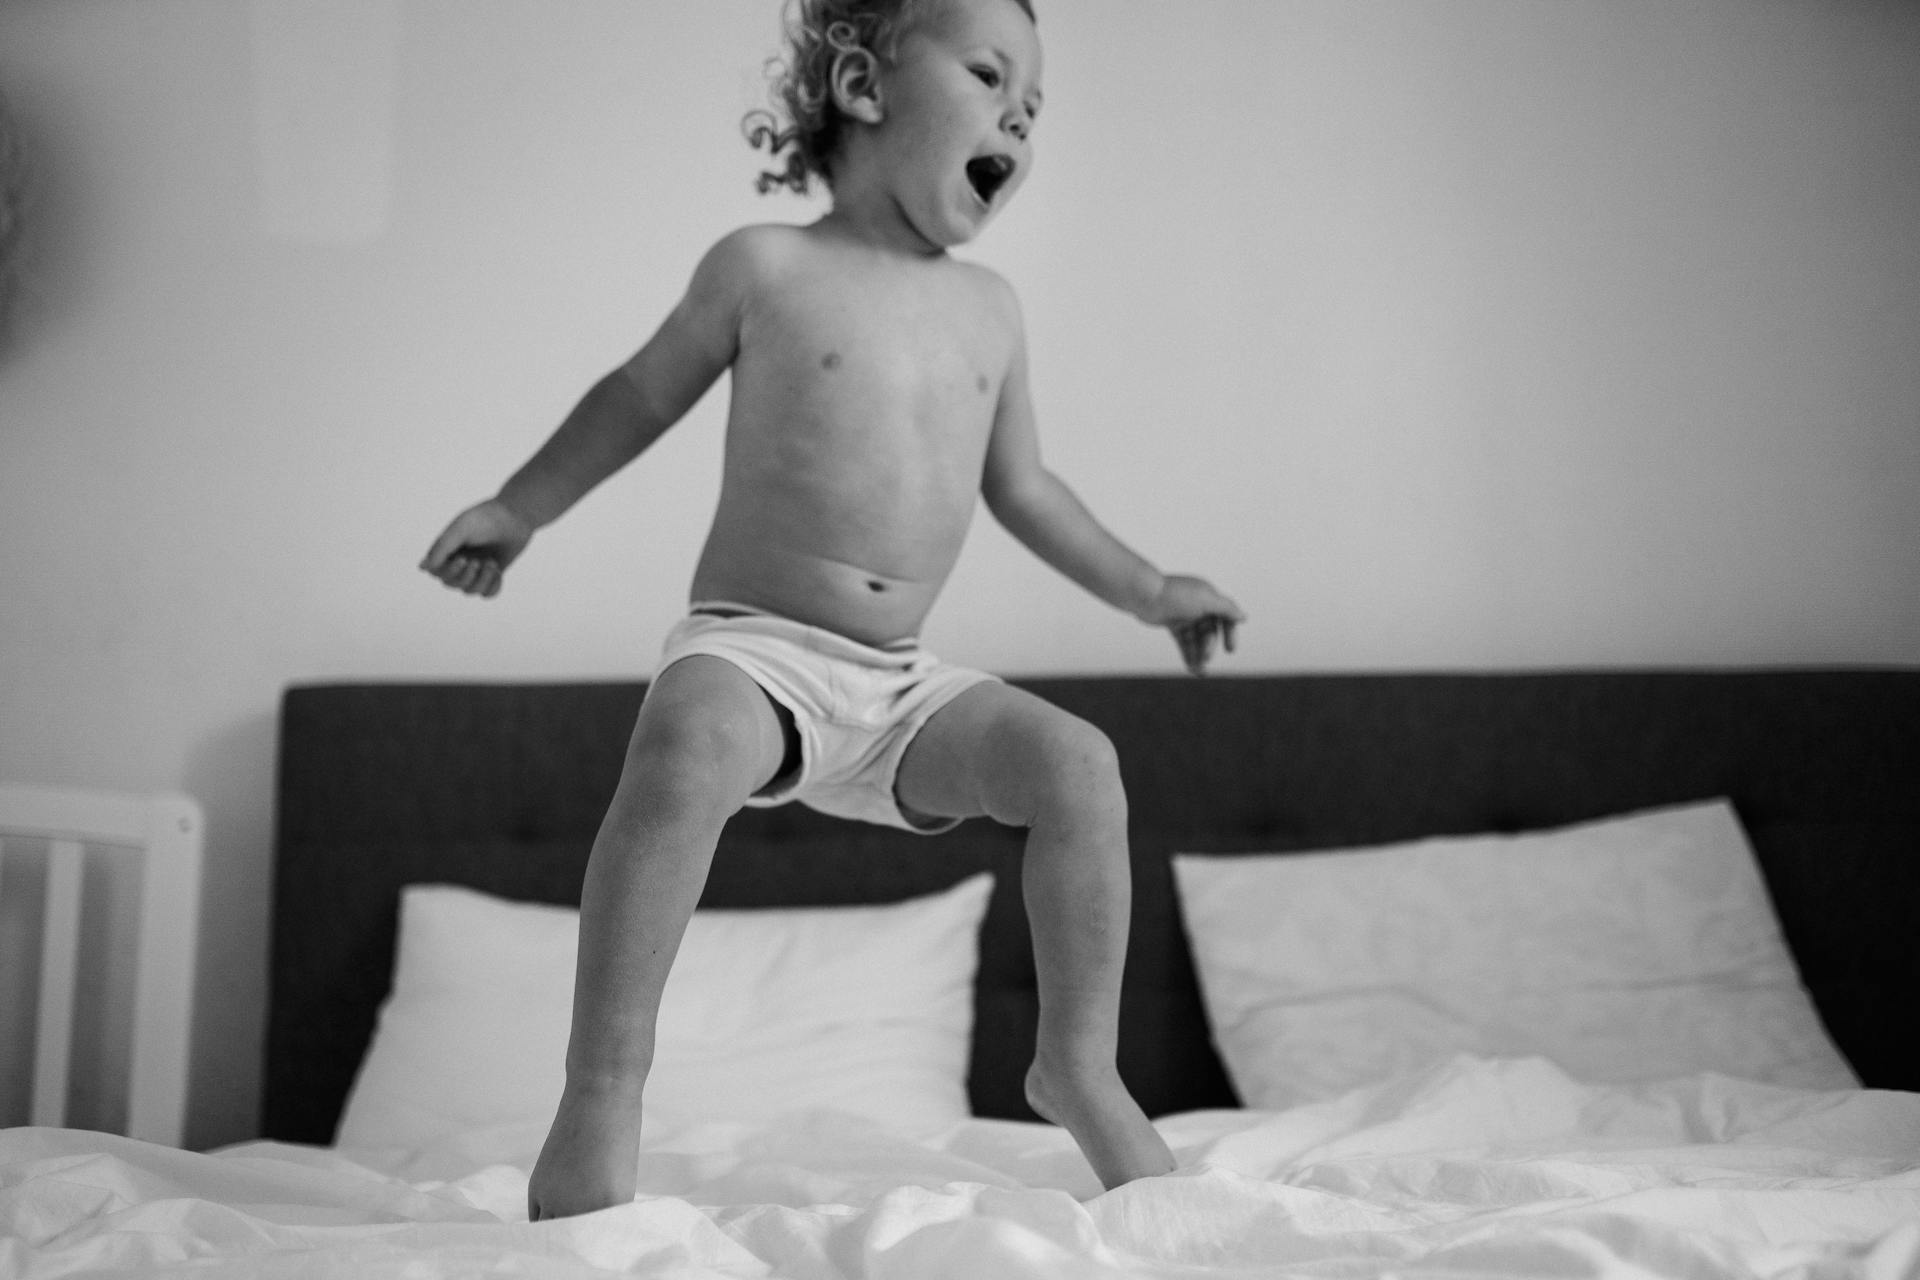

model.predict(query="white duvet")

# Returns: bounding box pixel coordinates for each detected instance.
[6,1057,1918,1279]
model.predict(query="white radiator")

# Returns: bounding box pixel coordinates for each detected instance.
[0,785,202,1146]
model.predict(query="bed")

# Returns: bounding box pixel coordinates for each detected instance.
[6,669,1919,1278]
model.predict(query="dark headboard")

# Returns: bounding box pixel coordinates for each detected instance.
[265,670,1920,1144]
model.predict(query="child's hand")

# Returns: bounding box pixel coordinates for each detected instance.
[420,499,534,598]
[1142,575,1245,675]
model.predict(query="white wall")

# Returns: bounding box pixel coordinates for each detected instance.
[1,1,1915,1149]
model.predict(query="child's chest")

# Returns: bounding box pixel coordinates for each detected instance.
[742,261,1012,415]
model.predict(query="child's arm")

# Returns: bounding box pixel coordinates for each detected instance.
[421,231,758,596]
[980,292,1245,674]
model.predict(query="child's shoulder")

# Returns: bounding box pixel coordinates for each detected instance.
[949,256,1024,330]
[691,223,1019,322]
[672,224,814,322]
[691,222,809,286]
[954,256,1019,304]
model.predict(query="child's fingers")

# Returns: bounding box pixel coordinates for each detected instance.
[1177,613,1241,675]
[1172,624,1195,672]
[429,548,506,596]
[1177,616,1217,675]
[421,524,474,574]
[449,552,483,591]
[424,545,474,583]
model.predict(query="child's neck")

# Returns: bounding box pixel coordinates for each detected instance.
[816,171,950,260]
[813,208,943,259]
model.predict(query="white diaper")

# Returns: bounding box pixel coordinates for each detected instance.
[655,604,1000,833]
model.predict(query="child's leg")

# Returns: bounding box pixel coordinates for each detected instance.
[894,683,1176,1190]
[528,655,791,1221]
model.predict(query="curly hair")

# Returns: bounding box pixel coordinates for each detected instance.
[744,0,1034,197]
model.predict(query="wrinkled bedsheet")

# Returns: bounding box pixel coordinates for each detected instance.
[5,1057,1918,1279]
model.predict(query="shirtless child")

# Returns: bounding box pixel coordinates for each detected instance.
[422,0,1244,1220]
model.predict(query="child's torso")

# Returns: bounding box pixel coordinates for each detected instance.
[691,229,1015,646]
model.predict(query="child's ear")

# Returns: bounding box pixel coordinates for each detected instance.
[829,47,885,124]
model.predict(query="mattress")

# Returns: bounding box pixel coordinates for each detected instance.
[7,1056,1918,1279]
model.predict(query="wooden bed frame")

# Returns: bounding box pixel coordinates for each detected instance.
[264,669,1920,1145]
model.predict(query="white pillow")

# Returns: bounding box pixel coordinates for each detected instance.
[335,873,994,1151]
[1173,800,1857,1110]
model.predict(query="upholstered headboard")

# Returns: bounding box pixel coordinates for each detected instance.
[265,670,1920,1144]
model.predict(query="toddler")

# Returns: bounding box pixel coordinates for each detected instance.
[422,0,1243,1219]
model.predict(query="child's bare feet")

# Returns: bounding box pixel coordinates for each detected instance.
[527,1075,645,1220]
[1025,1057,1176,1190]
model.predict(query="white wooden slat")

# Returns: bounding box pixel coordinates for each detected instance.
[31,838,85,1129]
[127,796,201,1146]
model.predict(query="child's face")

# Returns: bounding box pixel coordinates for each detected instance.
[863,0,1043,248]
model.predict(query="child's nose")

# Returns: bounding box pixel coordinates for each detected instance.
[1002,107,1030,142]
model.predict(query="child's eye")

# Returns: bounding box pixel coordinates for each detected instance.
[970,65,1001,88]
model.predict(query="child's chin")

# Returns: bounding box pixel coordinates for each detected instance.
[913,222,982,253]
[942,208,997,246]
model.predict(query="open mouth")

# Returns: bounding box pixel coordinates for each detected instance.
[965,154,1015,206]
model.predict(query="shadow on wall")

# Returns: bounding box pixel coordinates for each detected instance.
[0,79,64,373]
[181,708,278,1150]
[0,85,36,365]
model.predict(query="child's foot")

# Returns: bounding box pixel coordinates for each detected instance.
[527,1075,645,1220]
[1025,1057,1176,1190]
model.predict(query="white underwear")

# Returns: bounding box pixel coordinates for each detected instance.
[655,603,1000,833]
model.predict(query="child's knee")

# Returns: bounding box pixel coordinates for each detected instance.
[1022,715,1126,821]
[623,702,768,816]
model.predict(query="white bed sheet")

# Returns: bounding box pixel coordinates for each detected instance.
[5,1056,1918,1279]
